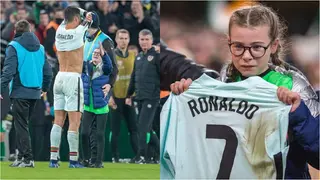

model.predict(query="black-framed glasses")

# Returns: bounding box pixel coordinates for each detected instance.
[228,41,273,58]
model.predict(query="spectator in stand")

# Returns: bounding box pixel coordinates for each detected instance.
[27,18,44,44]
[5,0,33,22]
[0,8,6,29]
[120,1,158,47]
[1,1,13,22]
[141,0,158,17]
[88,0,120,41]
[2,8,30,41]
[113,0,131,17]
[0,8,8,62]
[37,10,50,45]
[43,8,64,59]
[33,1,54,25]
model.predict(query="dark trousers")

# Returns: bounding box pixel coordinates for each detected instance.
[81,111,108,164]
[153,104,161,137]
[146,130,160,159]
[30,99,52,161]
[9,120,16,155]
[31,118,53,161]
[146,101,162,159]
[136,99,160,157]
[110,97,138,158]
[146,96,168,159]
[11,98,36,161]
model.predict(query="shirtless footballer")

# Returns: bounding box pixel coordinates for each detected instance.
[49,6,92,168]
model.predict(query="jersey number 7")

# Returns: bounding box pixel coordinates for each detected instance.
[206,125,238,179]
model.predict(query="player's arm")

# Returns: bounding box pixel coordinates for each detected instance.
[74,10,93,33]
[79,8,91,26]
[160,42,219,91]
[288,101,319,169]
[1,46,17,94]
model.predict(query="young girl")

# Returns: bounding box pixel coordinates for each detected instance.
[81,42,113,168]
[170,4,319,179]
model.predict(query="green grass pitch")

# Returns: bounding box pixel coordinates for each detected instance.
[0,162,160,179]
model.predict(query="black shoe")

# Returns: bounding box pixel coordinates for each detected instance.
[81,159,90,167]
[145,157,152,164]
[86,158,96,168]
[18,160,35,168]
[129,155,138,164]
[153,159,160,164]
[89,158,96,164]
[9,159,23,167]
[93,162,104,168]
[135,156,145,164]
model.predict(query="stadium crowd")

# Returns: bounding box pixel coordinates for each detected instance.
[0,0,160,165]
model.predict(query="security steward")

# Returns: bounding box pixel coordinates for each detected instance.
[126,29,160,164]
[81,12,118,167]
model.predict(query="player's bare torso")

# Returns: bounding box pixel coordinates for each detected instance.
[57,46,83,73]
[55,20,89,74]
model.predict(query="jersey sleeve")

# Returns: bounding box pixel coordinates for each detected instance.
[75,24,89,36]
[160,94,178,179]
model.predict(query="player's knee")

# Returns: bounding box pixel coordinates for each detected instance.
[53,119,64,127]
[68,122,79,132]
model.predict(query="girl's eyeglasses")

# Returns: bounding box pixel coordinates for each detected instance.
[228,41,273,58]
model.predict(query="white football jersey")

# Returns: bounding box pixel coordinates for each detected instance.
[55,20,89,51]
[160,74,291,179]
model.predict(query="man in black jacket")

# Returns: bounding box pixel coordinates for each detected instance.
[0,20,52,167]
[127,29,160,164]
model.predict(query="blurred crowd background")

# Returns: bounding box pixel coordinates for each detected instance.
[161,1,319,178]
[0,0,159,162]
[161,1,319,93]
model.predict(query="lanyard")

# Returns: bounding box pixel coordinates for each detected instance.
[84,30,102,61]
